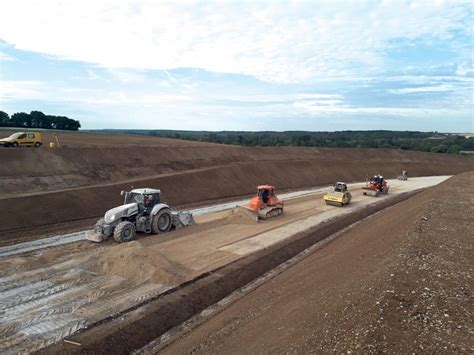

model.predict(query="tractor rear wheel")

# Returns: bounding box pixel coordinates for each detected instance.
[113,221,136,243]
[151,208,172,234]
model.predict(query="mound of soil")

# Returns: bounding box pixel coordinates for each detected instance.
[226,207,259,225]
[85,241,190,286]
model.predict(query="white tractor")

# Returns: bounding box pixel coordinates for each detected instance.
[87,188,194,243]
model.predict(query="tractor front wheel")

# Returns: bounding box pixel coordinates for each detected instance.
[151,208,172,234]
[113,221,136,243]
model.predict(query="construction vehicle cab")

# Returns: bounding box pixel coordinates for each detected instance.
[87,188,194,243]
[324,182,352,206]
[0,132,42,147]
[398,170,408,181]
[245,185,284,219]
[122,189,162,215]
[334,182,348,193]
[362,175,389,197]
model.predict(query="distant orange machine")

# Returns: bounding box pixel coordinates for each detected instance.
[245,185,284,219]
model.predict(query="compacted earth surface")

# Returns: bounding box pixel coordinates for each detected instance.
[161,172,473,354]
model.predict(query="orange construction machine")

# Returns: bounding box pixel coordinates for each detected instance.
[245,185,284,219]
[362,175,389,197]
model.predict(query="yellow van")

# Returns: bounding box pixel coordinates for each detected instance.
[0,132,42,147]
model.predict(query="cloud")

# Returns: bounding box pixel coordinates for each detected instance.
[292,100,454,116]
[388,85,454,94]
[85,93,192,105]
[107,69,147,83]
[0,0,471,83]
[0,80,42,100]
[0,78,192,107]
[296,94,343,100]
[0,51,15,61]
[455,64,474,76]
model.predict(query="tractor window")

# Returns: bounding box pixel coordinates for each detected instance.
[133,194,144,204]
[125,193,144,204]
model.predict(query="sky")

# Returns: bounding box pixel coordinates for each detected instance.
[0,0,472,132]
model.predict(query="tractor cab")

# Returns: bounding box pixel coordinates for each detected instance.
[122,188,161,214]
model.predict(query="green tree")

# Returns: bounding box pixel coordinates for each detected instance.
[30,111,48,128]
[461,137,474,150]
[431,144,448,153]
[10,112,30,127]
[0,111,10,126]
[447,144,461,154]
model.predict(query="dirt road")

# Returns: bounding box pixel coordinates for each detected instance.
[0,176,451,353]
[160,172,473,354]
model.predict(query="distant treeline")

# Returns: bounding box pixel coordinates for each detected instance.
[0,111,81,131]
[99,129,474,154]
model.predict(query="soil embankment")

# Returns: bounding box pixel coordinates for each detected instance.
[0,131,472,239]
[162,172,473,354]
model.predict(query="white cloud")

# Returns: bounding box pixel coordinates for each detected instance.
[388,85,454,94]
[296,94,343,100]
[0,0,471,83]
[0,51,15,61]
[292,100,454,116]
[0,79,192,107]
[455,64,474,76]
[107,69,147,83]
[85,93,191,105]
[0,80,42,100]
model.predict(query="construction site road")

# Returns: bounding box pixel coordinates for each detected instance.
[0,184,335,256]
[0,176,448,256]
[0,176,450,353]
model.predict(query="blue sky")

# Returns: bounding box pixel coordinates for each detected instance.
[0,0,472,132]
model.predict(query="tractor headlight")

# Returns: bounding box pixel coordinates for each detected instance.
[105,214,116,223]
